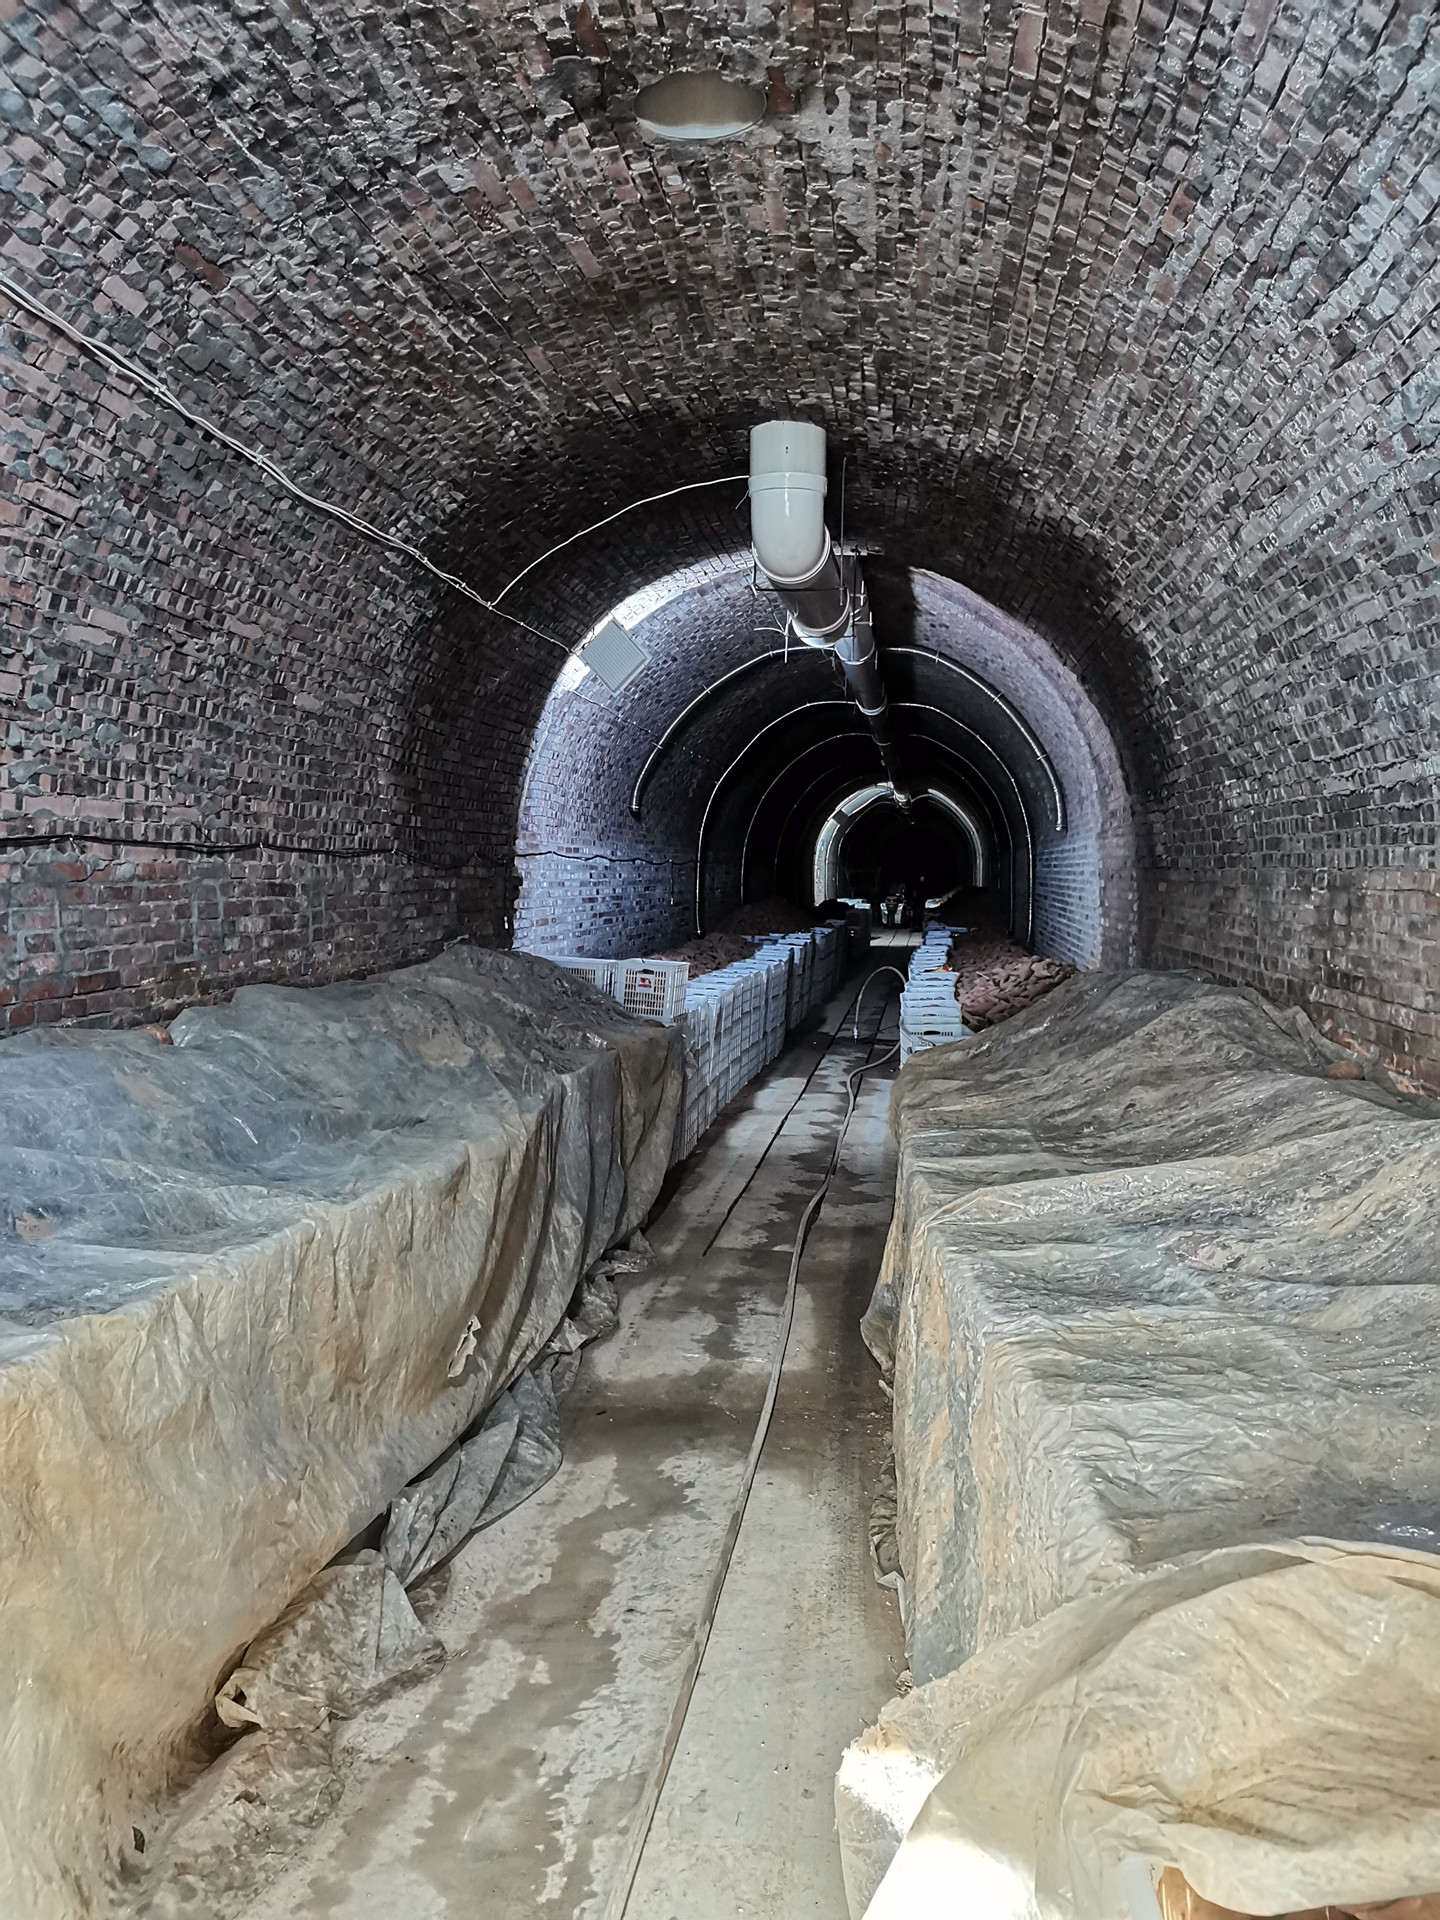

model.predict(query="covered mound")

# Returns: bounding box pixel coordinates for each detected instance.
[842,970,1440,1919]
[0,948,681,1919]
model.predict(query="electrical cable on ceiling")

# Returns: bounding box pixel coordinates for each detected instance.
[0,268,572,655]
[514,849,694,866]
[1,273,758,674]
[0,825,438,861]
[489,475,749,606]
[601,968,903,1920]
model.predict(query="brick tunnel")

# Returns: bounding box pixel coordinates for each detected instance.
[3,0,1436,1074]
[2,0,1439,1914]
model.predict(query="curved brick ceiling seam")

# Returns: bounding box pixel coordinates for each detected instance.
[560,683,1030,898]
[734,739,1022,917]
[709,714,1032,850]
[695,721,1031,932]
[737,740,1014,892]
[749,771,999,905]
[624,632,1067,827]
[767,763,1002,895]
[514,566,1127,977]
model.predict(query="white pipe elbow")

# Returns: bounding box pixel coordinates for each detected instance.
[749,420,829,587]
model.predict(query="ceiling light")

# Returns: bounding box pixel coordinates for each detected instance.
[635,71,765,142]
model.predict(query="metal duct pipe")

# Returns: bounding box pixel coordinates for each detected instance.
[749,421,911,808]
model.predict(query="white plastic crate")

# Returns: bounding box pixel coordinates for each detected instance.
[899,945,970,1062]
[776,934,813,1024]
[900,1024,970,1066]
[550,955,618,995]
[816,923,844,998]
[616,958,689,1023]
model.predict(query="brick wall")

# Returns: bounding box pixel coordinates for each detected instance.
[515,850,693,961]
[3,0,1435,1073]
[515,561,780,958]
[0,841,506,1028]
[516,558,1131,961]
[1034,838,1103,969]
[1152,866,1440,1092]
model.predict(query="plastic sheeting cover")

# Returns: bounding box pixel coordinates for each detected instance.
[843,970,1440,1918]
[850,1542,1440,1920]
[0,947,682,1918]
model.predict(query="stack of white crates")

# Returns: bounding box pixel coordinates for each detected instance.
[676,977,728,1155]
[843,904,872,970]
[773,932,811,1027]
[547,956,618,996]
[535,924,850,1163]
[744,946,793,1065]
[812,923,845,1003]
[899,927,971,1065]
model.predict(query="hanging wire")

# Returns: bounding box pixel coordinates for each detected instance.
[490,475,749,607]
[0,269,583,655]
[0,269,749,662]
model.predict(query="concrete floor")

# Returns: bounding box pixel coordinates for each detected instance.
[252,964,907,1920]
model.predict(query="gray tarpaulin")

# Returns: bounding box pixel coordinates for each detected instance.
[841,970,1440,1920]
[0,947,682,1919]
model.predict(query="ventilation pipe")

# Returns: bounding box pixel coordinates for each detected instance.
[749,421,911,809]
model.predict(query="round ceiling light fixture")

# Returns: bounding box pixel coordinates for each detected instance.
[635,70,766,142]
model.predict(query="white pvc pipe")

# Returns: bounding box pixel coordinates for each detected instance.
[749,419,910,807]
[748,420,830,588]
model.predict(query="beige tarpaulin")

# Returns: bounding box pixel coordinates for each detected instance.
[0,948,682,1919]
[845,1541,1440,1920]
[842,971,1440,1919]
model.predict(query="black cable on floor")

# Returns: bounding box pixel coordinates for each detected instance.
[697,961,905,1257]
[602,971,903,1920]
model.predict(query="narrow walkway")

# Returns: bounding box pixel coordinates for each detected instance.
[253,966,907,1920]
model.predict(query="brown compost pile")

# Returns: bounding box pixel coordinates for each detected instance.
[945,929,1076,1029]
[652,931,758,978]
[655,898,829,978]
[717,896,829,937]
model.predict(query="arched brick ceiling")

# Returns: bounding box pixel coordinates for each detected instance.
[1,0,1436,1066]
[515,557,1127,957]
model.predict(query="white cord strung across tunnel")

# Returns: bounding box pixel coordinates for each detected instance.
[601,972,903,1920]
[489,475,748,607]
[0,269,585,656]
[2,269,739,666]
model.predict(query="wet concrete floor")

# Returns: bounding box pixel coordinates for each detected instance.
[252,965,907,1920]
